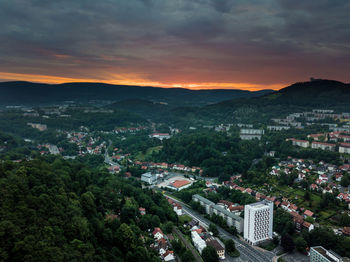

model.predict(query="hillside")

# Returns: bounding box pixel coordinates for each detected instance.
[0,81,273,107]
[197,79,350,123]
[260,79,350,106]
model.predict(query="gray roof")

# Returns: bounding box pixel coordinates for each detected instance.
[193,194,215,206]
[141,172,153,178]
[213,204,243,222]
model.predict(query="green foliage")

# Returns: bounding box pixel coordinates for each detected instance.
[281,234,295,253]
[274,209,295,235]
[294,236,307,253]
[202,246,219,262]
[209,224,219,237]
[225,239,236,253]
[154,131,263,180]
[181,250,195,262]
[0,157,176,261]
[340,173,350,187]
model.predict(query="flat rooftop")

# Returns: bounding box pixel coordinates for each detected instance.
[312,246,342,262]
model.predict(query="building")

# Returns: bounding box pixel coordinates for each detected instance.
[240,129,265,140]
[287,138,309,148]
[192,194,215,214]
[149,133,171,140]
[166,180,192,191]
[339,143,350,154]
[192,195,243,233]
[152,227,164,240]
[206,239,225,259]
[310,246,343,262]
[173,203,183,216]
[311,142,336,151]
[27,122,47,131]
[212,205,244,233]
[191,231,207,254]
[267,125,290,131]
[141,172,157,184]
[244,201,273,245]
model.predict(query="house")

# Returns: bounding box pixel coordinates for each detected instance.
[342,227,350,236]
[139,207,146,215]
[289,204,298,212]
[291,211,304,231]
[157,237,168,255]
[281,202,290,211]
[206,239,225,259]
[152,227,164,240]
[337,193,350,202]
[173,203,183,216]
[310,184,319,190]
[303,221,314,232]
[163,250,175,262]
[322,186,333,194]
[335,173,343,182]
[304,210,314,218]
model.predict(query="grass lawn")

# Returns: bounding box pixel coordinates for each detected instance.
[179,215,192,225]
[135,146,162,161]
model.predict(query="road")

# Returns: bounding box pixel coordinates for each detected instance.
[104,139,121,168]
[166,195,275,262]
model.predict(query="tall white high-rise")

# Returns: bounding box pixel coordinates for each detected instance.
[244,200,273,245]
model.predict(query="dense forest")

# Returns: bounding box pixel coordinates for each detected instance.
[154,131,263,181]
[0,157,177,261]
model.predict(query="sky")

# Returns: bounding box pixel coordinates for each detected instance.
[0,0,349,91]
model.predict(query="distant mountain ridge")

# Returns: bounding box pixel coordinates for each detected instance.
[0,81,273,106]
[211,79,350,109]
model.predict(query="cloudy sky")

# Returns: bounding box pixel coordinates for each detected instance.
[0,0,349,90]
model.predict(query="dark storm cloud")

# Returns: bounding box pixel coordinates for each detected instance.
[0,0,349,87]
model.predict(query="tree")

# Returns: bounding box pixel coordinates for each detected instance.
[202,246,219,262]
[281,233,295,253]
[304,191,311,201]
[181,250,194,262]
[209,223,219,237]
[225,239,236,253]
[116,223,136,253]
[295,236,307,253]
[164,221,174,234]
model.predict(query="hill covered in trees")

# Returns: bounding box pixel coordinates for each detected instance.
[195,79,350,123]
[0,157,177,262]
[0,81,272,107]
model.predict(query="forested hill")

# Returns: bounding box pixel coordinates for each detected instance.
[0,81,272,106]
[0,157,177,261]
[213,79,350,108]
[192,79,350,123]
[260,79,350,106]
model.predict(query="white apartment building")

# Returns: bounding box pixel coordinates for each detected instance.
[311,142,336,151]
[339,143,350,154]
[244,201,273,245]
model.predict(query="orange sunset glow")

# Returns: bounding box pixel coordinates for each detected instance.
[0,72,284,91]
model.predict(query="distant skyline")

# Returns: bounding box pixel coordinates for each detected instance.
[1,0,349,90]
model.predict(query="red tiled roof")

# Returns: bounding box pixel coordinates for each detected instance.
[152,227,163,235]
[304,210,314,217]
[172,180,191,188]
[303,221,312,228]
[312,141,336,146]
